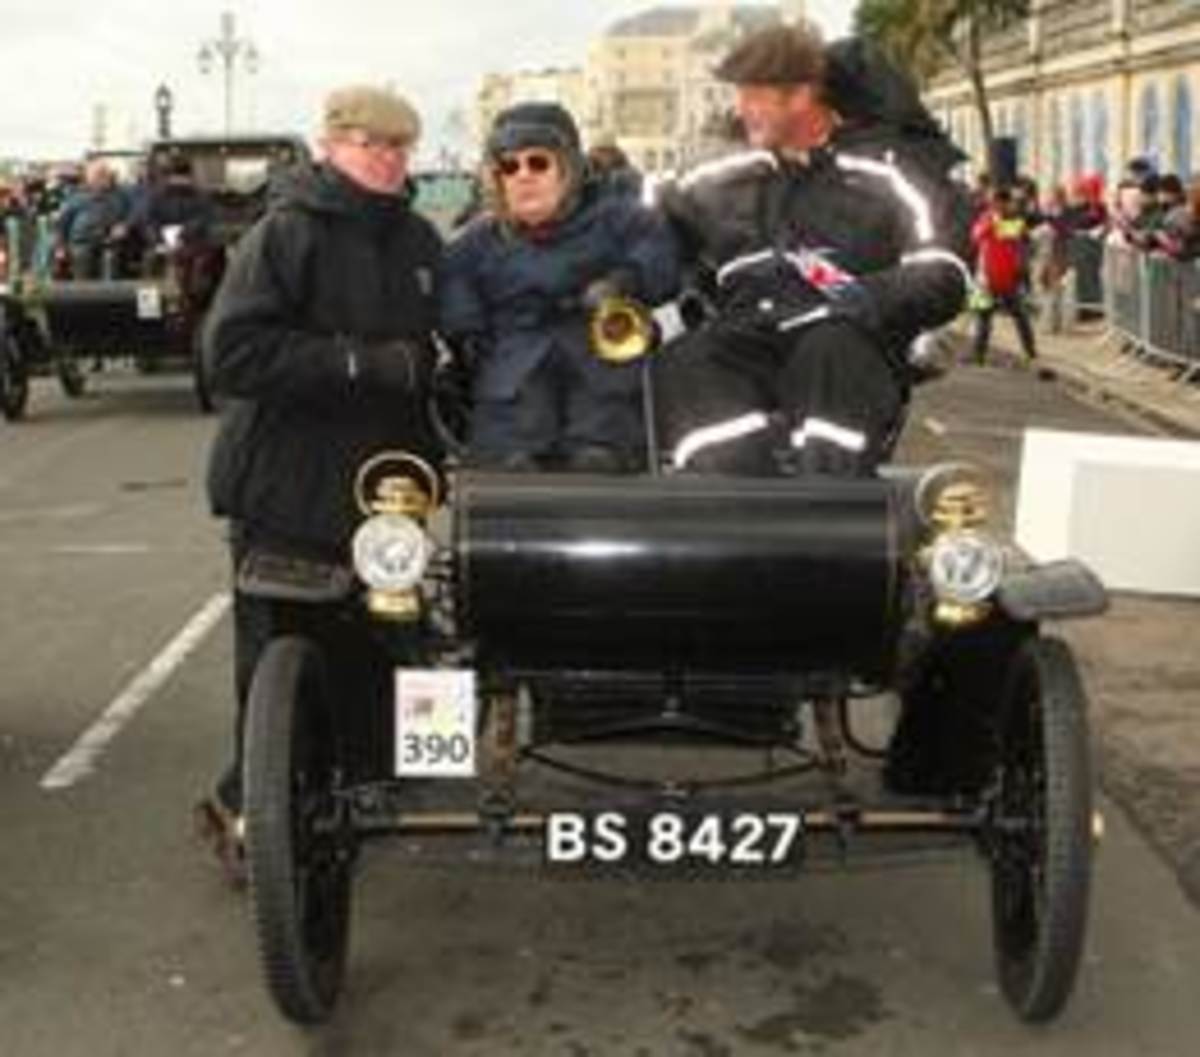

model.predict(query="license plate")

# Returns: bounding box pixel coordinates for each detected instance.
[136,285,162,320]
[394,669,477,777]
[544,810,805,870]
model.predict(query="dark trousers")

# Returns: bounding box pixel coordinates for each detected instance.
[653,317,904,477]
[469,354,646,469]
[973,294,1037,361]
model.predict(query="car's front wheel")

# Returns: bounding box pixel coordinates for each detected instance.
[989,635,1092,1023]
[244,636,355,1025]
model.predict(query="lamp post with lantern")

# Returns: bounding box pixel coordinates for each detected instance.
[154,83,174,139]
[197,10,259,134]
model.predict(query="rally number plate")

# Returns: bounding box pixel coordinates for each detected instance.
[544,810,805,870]
[394,669,477,778]
[136,285,163,320]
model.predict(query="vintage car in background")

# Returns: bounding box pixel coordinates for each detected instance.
[33,133,308,411]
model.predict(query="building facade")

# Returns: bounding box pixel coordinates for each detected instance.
[926,0,1200,189]
[473,2,808,173]
[583,2,794,171]
[473,66,588,151]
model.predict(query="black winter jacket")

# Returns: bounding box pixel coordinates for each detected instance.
[204,163,442,552]
[656,121,972,356]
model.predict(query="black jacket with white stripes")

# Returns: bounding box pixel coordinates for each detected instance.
[656,121,973,356]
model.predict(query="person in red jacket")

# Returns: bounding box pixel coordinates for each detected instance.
[971,186,1037,363]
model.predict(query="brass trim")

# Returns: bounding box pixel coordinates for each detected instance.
[354,450,442,517]
[588,296,654,363]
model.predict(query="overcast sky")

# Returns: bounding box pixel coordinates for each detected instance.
[0,0,854,163]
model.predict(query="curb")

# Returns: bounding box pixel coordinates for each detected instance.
[1037,352,1200,440]
[960,315,1200,439]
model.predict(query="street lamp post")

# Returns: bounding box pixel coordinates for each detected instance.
[154,84,174,139]
[197,10,259,134]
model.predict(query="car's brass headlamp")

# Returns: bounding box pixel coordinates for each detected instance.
[916,465,1004,628]
[352,452,441,621]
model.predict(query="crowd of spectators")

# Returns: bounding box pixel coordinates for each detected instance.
[0,157,213,281]
[964,155,1200,357]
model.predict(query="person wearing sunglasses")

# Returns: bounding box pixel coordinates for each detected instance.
[438,101,678,472]
[196,85,443,885]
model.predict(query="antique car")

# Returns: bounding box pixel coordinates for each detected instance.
[236,396,1108,1028]
[36,134,309,410]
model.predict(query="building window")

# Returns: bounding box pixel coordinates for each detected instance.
[1140,83,1161,166]
[1173,76,1193,178]
[1069,94,1086,180]
[1091,90,1110,185]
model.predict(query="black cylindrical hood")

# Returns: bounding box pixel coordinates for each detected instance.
[454,473,903,677]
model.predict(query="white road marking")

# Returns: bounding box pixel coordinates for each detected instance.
[39,592,231,791]
[923,417,948,437]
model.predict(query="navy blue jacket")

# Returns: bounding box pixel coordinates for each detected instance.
[438,182,678,401]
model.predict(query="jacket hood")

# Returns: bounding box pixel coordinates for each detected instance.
[269,161,412,222]
[825,37,966,176]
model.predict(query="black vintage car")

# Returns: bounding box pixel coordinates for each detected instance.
[235,415,1107,1027]
[35,134,308,411]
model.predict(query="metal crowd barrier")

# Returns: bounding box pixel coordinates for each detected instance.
[1065,233,1106,316]
[1102,240,1200,376]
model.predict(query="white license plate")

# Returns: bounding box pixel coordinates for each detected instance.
[394,668,476,778]
[544,810,806,870]
[136,285,162,319]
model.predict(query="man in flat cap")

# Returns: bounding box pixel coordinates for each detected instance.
[196,85,442,883]
[652,25,988,798]
[652,22,971,477]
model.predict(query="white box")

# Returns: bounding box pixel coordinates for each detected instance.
[1016,428,1200,596]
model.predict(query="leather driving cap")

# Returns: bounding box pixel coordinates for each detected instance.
[324,85,421,144]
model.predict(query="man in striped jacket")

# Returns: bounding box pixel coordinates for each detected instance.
[653,24,971,477]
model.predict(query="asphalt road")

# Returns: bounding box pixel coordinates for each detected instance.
[1,364,1198,1056]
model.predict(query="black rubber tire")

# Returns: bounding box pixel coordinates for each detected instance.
[990,636,1092,1023]
[1,330,30,421]
[244,636,353,1025]
[192,324,214,414]
[56,356,86,398]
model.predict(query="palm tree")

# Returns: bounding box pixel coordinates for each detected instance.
[856,0,1030,175]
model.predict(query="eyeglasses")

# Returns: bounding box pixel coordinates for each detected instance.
[495,151,555,178]
[345,130,410,154]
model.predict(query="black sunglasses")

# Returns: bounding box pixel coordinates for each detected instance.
[495,152,555,178]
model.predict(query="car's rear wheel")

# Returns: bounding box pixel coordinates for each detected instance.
[191,322,215,413]
[245,636,355,1025]
[989,636,1092,1023]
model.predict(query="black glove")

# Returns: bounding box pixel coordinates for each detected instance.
[346,337,434,397]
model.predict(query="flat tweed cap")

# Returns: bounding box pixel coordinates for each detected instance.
[714,23,827,86]
[323,85,421,143]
